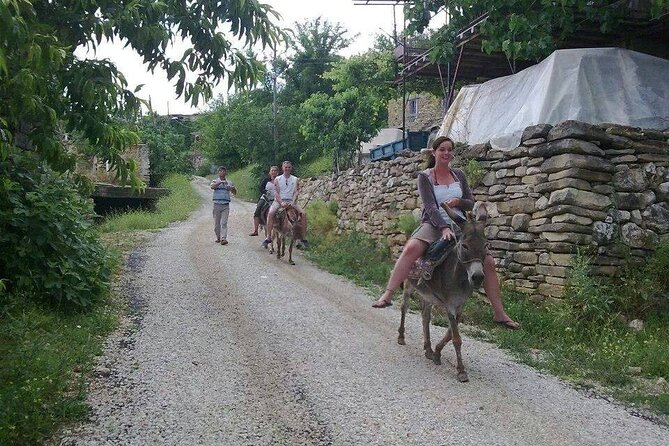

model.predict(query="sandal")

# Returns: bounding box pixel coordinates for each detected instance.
[372,300,392,309]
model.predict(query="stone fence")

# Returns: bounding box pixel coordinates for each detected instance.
[301,120,669,300]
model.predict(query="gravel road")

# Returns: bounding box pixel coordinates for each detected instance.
[57,177,669,446]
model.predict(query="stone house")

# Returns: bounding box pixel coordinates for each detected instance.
[387,93,446,133]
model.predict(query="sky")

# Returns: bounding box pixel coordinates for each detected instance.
[78,0,405,115]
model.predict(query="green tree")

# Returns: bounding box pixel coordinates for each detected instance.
[0,0,284,308]
[405,1,668,63]
[138,114,195,186]
[300,46,395,171]
[281,18,353,105]
[0,0,285,183]
[197,91,306,175]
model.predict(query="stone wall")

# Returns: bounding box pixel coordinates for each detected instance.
[302,120,669,301]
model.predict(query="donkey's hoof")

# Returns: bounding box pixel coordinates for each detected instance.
[397,337,405,345]
[457,372,469,382]
[424,350,434,360]
[432,354,442,365]
[289,260,295,265]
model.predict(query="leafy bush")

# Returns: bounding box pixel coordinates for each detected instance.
[614,241,669,318]
[0,155,111,310]
[562,252,615,326]
[138,114,195,186]
[463,159,485,187]
[327,200,339,216]
[397,212,420,236]
[305,199,338,242]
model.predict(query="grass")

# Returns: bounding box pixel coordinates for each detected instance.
[299,155,332,178]
[0,174,202,445]
[99,174,202,233]
[0,297,120,445]
[227,164,259,202]
[303,198,669,421]
[462,291,669,418]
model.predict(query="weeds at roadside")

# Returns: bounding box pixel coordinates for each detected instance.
[0,174,201,444]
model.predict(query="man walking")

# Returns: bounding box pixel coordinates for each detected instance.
[210,166,237,245]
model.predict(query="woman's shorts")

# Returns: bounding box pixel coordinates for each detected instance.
[411,223,443,244]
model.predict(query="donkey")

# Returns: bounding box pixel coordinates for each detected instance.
[398,203,488,382]
[270,204,301,265]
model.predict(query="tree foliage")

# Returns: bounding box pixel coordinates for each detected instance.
[0,0,285,183]
[0,154,110,310]
[405,1,669,62]
[0,0,284,309]
[196,92,306,176]
[300,46,395,171]
[138,114,195,186]
[281,17,354,105]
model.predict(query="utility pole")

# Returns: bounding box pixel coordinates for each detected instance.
[272,48,278,164]
[402,10,407,150]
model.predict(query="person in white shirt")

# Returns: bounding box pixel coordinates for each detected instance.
[262,160,308,248]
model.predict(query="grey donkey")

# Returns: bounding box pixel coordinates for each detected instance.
[398,202,489,382]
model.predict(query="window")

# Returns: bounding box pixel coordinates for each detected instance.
[408,98,418,117]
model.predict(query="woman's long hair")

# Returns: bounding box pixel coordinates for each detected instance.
[425,136,455,169]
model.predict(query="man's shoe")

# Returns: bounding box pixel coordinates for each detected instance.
[261,238,271,248]
[300,239,310,249]
[220,239,228,245]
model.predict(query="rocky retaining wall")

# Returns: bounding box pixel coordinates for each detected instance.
[301,120,669,300]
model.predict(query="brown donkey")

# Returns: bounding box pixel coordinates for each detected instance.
[270,205,301,265]
[398,203,489,382]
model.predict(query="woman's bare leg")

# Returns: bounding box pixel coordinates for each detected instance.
[373,239,428,306]
[483,254,520,328]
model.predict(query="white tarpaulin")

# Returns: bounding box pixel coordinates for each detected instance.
[439,48,669,149]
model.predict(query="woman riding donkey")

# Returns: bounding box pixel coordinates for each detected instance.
[250,165,279,238]
[262,160,309,249]
[372,136,520,330]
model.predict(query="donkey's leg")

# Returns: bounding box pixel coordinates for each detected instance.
[433,324,453,366]
[447,311,468,382]
[422,301,434,360]
[397,281,411,345]
[276,235,282,259]
[269,230,275,254]
[288,238,295,265]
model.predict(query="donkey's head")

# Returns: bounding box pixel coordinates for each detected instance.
[276,205,301,233]
[441,202,489,288]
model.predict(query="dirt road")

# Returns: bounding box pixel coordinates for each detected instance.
[58,178,669,445]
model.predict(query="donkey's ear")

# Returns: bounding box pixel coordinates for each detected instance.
[473,202,488,222]
[440,202,466,225]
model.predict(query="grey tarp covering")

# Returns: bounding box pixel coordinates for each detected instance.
[439,48,669,149]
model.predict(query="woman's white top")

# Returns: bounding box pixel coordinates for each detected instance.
[265,179,277,201]
[433,182,465,224]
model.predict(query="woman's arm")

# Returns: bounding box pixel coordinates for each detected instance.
[417,172,450,229]
[452,168,474,211]
[259,178,269,197]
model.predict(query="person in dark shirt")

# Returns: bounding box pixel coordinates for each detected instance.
[250,165,279,236]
